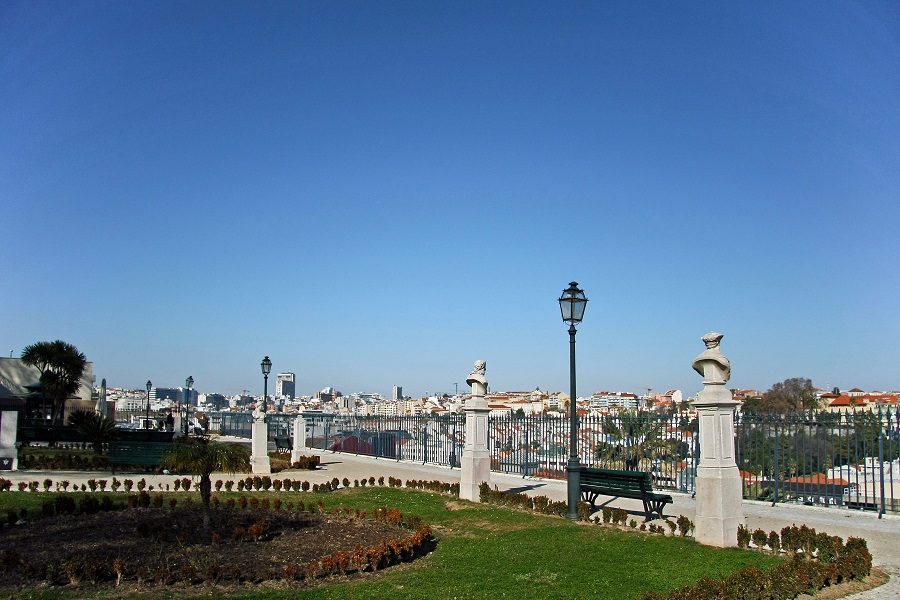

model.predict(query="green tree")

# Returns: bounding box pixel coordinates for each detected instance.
[68,409,117,455]
[743,378,818,414]
[21,340,87,424]
[161,438,250,527]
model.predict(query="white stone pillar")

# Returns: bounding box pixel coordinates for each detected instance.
[691,332,743,547]
[460,360,491,502]
[250,410,271,474]
[290,415,307,464]
[0,411,19,472]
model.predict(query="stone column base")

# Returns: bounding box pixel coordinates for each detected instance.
[694,466,743,547]
[460,449,491,502]
[0,410,19,472]
[251,420,271,474]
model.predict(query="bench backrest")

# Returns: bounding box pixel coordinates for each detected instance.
[108,441,171,464]
[580,467,652,493]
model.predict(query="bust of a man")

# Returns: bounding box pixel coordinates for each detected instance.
[466,360,487,388]
[692,331,731,385]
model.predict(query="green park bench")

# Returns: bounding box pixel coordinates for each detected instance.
[579,467,673,521]
[107,441,172,472]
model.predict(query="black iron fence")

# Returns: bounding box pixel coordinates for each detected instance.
[206,407,900,513]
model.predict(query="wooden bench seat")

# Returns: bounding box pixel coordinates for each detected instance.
[579,467,673,521]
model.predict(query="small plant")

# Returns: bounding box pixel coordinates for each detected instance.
[123,479,134,493]
[272,479,283,491]
[224,480,234,492]
[629,519,637,528]
[173,479,182,491]
[675,515,692,537]
[98,479,107,492]
[111,478,121,492]
[181,478,191,491]
[113,558,126,587]
[737,524,751,548]
[752,528,768,549]
[137,478,146,492]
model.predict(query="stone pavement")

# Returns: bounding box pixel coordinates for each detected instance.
[6,446,899,598]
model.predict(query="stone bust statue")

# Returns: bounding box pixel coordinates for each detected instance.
[466,360,487,388]
[692,331,731,385]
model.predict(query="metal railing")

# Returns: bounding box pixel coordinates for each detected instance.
[205,407,900,513]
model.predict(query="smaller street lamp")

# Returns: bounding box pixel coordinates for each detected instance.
[185,376,194,436]
[559,281,588,520]
[260,356,272,420]
[145,380,152,430]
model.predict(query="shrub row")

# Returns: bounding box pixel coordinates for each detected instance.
[17,453,108,471]
[643,541,871,600]
[641,523,872,600]
[477,483,696,536]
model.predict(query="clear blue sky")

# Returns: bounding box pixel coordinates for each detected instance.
[3,2,898,399]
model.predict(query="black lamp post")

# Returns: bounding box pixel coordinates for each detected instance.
[145,380,152,430]
[559,281,588,520]
[260,356,272,418]
[184,376,194,436]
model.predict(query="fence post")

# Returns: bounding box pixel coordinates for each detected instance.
[879,405,886,518]
[772,422,779,506]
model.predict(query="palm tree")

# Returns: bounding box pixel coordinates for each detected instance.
[161,438,250,528]
[595,411,670,470]
[68,409,117,455]
[21,340,87,424]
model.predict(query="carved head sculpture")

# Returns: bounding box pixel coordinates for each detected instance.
[473,360,486,375]
[702,331,724,349]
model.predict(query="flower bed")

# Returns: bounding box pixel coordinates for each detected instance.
[0,493,435,589]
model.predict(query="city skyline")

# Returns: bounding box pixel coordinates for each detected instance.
[3,3,898,398]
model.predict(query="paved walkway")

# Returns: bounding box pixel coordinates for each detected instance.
[6,447,899,598]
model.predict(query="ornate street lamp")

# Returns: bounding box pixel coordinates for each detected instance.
[185,376,194,436]
[145,380,152,430]
[260,356,272,419]
[559,281,588,520]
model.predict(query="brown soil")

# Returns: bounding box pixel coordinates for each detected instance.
[0,506,420,592]
[797,567,890,599]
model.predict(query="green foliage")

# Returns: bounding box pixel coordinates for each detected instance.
[67,410,117,455]
[743,377,818,414]
[160,438,249,509]
[21,340,87,424]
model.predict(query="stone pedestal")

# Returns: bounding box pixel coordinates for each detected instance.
[691,332,743,547]
[290,415,307,465]
[460,360,491,502]
[0,411,19,472]
[250,417,271,474]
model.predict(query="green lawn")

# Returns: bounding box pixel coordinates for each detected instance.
[0,487,782,600]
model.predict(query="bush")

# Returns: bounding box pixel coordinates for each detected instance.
[291,455,320,470]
